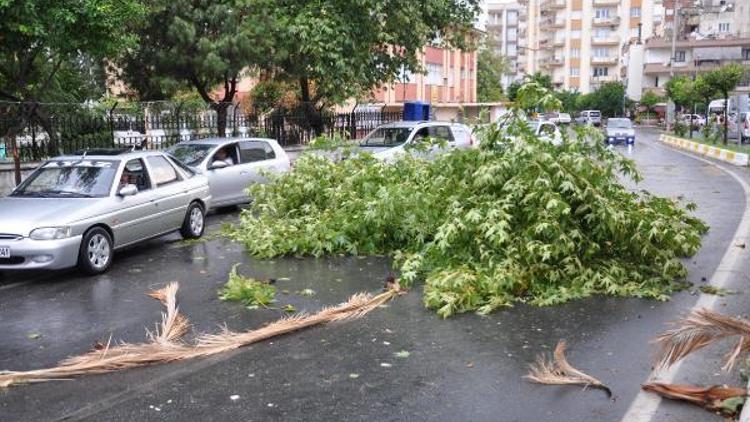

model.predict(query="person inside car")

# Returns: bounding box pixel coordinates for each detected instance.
[212,147,235,166]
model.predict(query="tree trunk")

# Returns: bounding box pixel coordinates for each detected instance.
[213,102,230,137]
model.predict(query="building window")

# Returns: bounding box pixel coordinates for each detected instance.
[593,47,609,57]
[570,67,580,76]
[570,48,580,58]
[593,67,609,77]
[655,76,659,87]
[630,7,641,17]
[595,28,610,38]
[743,48,750,60]
[570,30,581,39]
[595,8,611,18]
[719,23,730,32]
[674,50,686,62]
[570,11,582,19]
[427,64,443,85]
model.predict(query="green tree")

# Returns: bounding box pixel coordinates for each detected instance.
[0,0,144,150]
[119,0,277,136]
[525,72,553,90]
[592,82,626,118]
[507,81,523,102]
[640,90,661,122]
[270,0,479,126]
[477,43,508,102]
[555,89,580,113]
[702,64,746,144]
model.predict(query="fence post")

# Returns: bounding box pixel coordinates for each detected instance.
[350,112,356,140]
[108,102,118,146]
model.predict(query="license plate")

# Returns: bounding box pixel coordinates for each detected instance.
[0,246,9,258]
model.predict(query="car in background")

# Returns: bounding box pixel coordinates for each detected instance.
[575,110,602,127]
[546,112,572,125]
[168,138,291,208]
[681,114,705,128]
[604,118,635,145]
[358,121,475,162]
[526,120,563,146]
[0,149,210,275]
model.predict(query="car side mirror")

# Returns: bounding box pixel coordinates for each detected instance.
[118,184,138,197]
[209,160,229,170]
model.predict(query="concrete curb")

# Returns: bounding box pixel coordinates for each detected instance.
[659,134,749,167]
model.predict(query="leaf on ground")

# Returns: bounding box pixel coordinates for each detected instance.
[298,288,316,297]
[27,333,41,340]
[349,373,360,379]
[698,285,736,296]
[394,350,410,358]
[283,304,296,313]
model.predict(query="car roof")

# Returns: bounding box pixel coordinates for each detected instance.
[177,137,278,146]
[54,149,166,161]
[377,121,468,129]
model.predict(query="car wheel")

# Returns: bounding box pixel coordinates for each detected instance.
[180,202,205,239]
[77,227,113,275]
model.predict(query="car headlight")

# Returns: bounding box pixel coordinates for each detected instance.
[30,227,72,240]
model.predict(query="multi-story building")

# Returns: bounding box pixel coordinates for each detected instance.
[640,0,750,97]
[372,44,478,105]
[519,0,658,94]
[484,0,525,88]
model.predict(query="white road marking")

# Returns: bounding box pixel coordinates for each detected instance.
[621,139,750,422]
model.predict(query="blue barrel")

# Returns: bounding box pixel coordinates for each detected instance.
[403,101,431,121]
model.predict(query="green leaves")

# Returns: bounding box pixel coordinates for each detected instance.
[229,86,708,318]
[218,264,276,308]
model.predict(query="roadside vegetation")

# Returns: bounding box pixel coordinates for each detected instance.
[228,84,708,317]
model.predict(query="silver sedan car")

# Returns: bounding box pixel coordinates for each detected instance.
[168,138,291,208]
[0,149,211,275]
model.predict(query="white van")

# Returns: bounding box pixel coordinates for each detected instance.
[575,110,602,127]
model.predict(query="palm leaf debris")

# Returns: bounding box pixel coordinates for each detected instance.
[642,382,747,416]
[655,308,750,371]
[524,340,612,397]
[0,281,404,389]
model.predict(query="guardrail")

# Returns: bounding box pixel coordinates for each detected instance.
[660,134,749,166]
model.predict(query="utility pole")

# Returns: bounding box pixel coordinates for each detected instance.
[667,1,679,131]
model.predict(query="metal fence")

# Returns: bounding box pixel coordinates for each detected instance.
[0,103,403,163]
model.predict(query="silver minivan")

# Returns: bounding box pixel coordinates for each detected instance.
[168,138,291,208]
[576,110,602,127]
[0,150,211,274]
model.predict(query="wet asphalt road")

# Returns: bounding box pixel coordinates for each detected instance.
[2,129,750,421]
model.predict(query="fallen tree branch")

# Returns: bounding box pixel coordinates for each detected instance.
[642,382,747,417]
[524,340,612,397]
[654,308,750,371]
[0,281,404,389]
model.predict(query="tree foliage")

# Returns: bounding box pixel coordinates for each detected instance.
[555,89,581,113]
[477,43,507,102]
[118,0,277,136]
[0,0,144,146]
[701,64,746,144]
[229,84,708,317]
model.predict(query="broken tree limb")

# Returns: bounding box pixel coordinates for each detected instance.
[654,308,750,371]
[642,382,747,416]
[524,340,612,397]
[0,281,405,389]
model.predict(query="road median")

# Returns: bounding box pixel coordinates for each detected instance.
[659,134,749,167]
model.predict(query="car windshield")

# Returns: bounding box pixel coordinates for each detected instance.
[167,144,214,167]
[360,127,414,147]
[608,119,632,128]
[589,111,601,117]
[12,160,118,198]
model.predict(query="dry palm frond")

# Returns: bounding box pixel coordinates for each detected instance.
[654,308,750,371]
[0,282,405,389]
[524,340,612,397]
[642,382,747,416]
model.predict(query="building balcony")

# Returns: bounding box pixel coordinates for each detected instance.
[553,39,565,47]
[591,56,618,65]
[591,37,620,46]
[551,57,564,66]
[541,0,566,10]
[591,75,618,83]
[592,16,620,27]
[550,20,565,29]
[592,0,619,5]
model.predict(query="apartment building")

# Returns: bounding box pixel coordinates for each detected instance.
[640,0,750,96]
[484,0,525,88]
[372,44,478,105]
[517,0,657,94]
